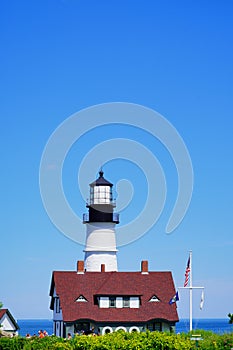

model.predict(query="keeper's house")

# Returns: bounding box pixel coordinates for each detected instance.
[50,260,179,337]
[49,171,179,337]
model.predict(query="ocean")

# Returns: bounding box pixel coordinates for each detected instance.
[17,319,233,337]
[175,319,233,334]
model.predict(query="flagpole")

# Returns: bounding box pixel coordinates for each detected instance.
[179,251,204,334]
[189,250,192,332]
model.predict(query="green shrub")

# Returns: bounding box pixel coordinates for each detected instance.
[0,331,232,350]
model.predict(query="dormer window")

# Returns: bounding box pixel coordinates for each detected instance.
[98,296,140,308]
[109,297,116,307]
[149,295,160,302]
[123,296,130,308]
[76,295,87,302]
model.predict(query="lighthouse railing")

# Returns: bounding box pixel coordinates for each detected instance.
[82,213,119,223]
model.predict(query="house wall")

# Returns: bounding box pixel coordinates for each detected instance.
[94,321,175,334]
[161,322,174,332]
[63,320,176,337]
[52,288,64,336]
[54,321,64,337]
[62,321,143,337]
[53,298,63,321]
[146,321,175,332]
[52,288,63,322]
[0,314,17,332]
[64,324,74,338]
[91,322,144,335]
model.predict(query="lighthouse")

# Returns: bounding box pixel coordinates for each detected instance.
[83,170,119,272]
[50,169,179,336]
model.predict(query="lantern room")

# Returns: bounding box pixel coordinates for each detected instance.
[89,170,114,206]
[83,170,119,224]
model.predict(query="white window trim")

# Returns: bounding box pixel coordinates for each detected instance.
[115,326,127,332]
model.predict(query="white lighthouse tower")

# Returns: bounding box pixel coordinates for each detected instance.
[83,170,119,272]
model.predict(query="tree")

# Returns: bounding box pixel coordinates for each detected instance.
[228,313,233,324]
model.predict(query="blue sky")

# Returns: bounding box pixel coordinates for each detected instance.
[1,0,233,321]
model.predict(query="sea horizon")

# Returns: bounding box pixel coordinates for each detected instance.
[16,318,233,336]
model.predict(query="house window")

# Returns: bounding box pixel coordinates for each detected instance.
[109,297,116,307]
[154,322,162,331]
[147,322,162,331]
[74,322,90,334]
[123,296,130,308]
[56,298,60,313]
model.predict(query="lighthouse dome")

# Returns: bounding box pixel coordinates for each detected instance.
[89,170,113,187]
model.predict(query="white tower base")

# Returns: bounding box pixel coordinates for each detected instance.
[84,251,117,272]
[84,222,118,272]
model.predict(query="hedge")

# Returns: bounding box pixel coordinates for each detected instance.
[0,330,233,350]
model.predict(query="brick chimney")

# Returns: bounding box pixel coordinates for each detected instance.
[77,260,85,274]
[101,264,105,272]
[141,260,149,274]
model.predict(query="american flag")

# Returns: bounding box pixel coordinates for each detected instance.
[184,257,191,287]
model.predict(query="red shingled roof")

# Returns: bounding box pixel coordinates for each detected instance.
[0,309,6,319]
[50,271,179,323]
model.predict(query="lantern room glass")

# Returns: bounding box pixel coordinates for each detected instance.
[90,186,113,204]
